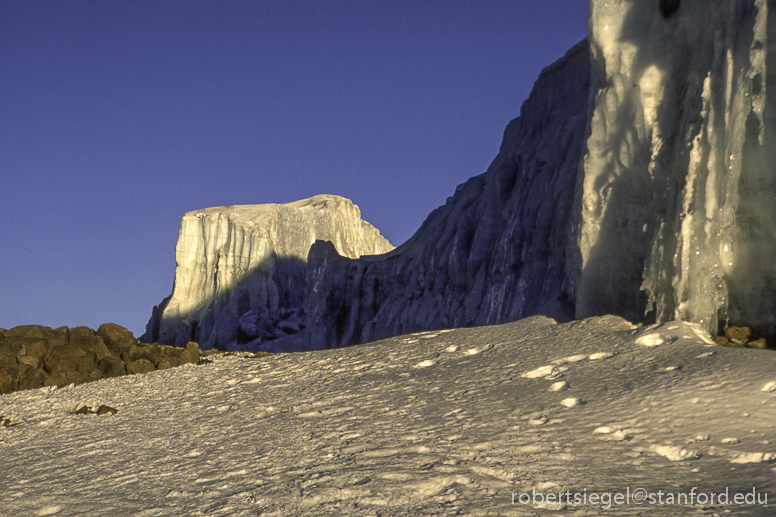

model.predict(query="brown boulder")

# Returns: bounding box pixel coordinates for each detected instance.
[181,342,201,364]
[0,369,15,394]
[1,335,54,369]
[127,359,155,375]
[97,324,137,355]
[18,355,42,369]
[157,344,198,367]
[157,347,182,368]
[20,338,49,368]
[70,333,113,361]
[70,326,96,339]
[746,337,769,349]
[16,365,46,391]
[713,336,731,346]
[4,325,66,346]
[123,342,162,366]
[96,405,118,415]
[98,356,126,378]
[0,353,18,369]
[724,326,752,345]
[181,349,199,365]
[4,325,48,339]
[44,370,89,388]
[0,339,26,358]
[44,345,97,375]
[1,365,45,392]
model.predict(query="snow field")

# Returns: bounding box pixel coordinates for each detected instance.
[1,315,776,516]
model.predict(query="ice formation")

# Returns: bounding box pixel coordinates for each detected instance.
[578,0,776,337]
[146,0,776,350]
[141,195,393,349]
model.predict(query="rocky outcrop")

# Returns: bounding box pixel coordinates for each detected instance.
[0,324,201,395]
[142,195,394,350]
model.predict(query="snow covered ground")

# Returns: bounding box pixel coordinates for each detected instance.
[1,315,775,516]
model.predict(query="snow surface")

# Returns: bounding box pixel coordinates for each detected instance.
[2,315,775,516]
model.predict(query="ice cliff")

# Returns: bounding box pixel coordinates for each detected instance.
[579,0,776,337]
[146,0,776,350]
[288,40,591,351]
[141,195,393,349]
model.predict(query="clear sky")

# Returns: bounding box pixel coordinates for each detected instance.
[1,0,589,337]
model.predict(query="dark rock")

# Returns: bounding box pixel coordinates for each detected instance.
[97,323,137,355]
[18,356,40,369]
[44,370,88,388]
[157,348,182,368]
[54,326,70,345]
[0,370,15,394]
[123,343,162,366]
[98,356,126,378]
[22,338,49,367]
[70,334,113,361]
[74,404,119,415]
[44,344,98,376]
[15,364,45,391]
[0,339,26,359]
[96,405,118,415]
[713,336,733,347]
[74,404,93,415]
[185,341,200,355]
[1,416,23,427]
[0,323,207,395]
[0,353,18,369]
[746,337,768,349]
[724,326,752,345]
[156,344,199,368]
[70,326,96,342]
[181,349,199,364]
[2,365,25,388]
[126,359,155,374]
[3,325,66,347]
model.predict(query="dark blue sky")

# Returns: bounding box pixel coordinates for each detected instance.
[2,0,588,336]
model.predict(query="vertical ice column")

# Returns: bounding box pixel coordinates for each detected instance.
[725,0,776,336]
[580,0,776,336]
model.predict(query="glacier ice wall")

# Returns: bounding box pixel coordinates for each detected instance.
[268,40,592,351]
[141,195,393,349]
[146,0,776,351]
[579,0,776,337]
